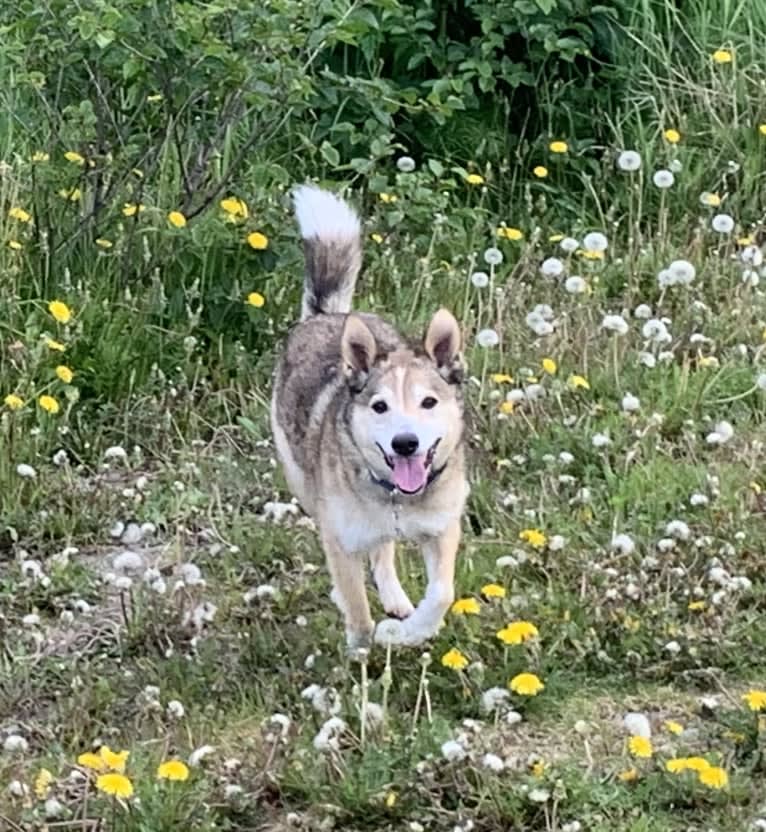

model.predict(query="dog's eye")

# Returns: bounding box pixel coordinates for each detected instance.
[421,396,438,409]
[371,400,388,414]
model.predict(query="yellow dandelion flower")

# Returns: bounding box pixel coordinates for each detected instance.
[481,583,506,599]
[497,226,523,241]
[64,150,85,165]
[567,374,590,390]
[578,249,605,260]
[379,192,398,203]
[465,173,484,186]
[32,151,50,162]
[698,766,728,789]
[246,292,266,308]
[519,528,547,549]
[8,240,22,250]
[220,196,249,219]
[35,768,53,799]
[48,300,72,324]
[533,165,548,178]
[618,767,639,782]
[743,689,766,711]
[712,49,733,64]
[99,746,129,773]
[499,400,515,415]
[663,129,681,144]
[549,141,568,154]
[491,373,513,384]
[122,203,144,217]
[55,365,74,384]
[497,620,539,645]
[157,759,190,781]
[548,234,564,242]
[760,124,766,136]
[167,211,187,228]
[664,720,684,735]
[371,233,384,244]
[509,672,544,696]
[4,394,24,410]
[247,231,269,250]
[147,93,164,103]
[687,600,706,611]
[665,758,689,774]
[684,757,711,772]
[78,751,107,772]
[39,394,60,413]
[701,192,722,207]
[385,791,397,808]
[96,238,113,249]
[9,207,31,223]
[737,236,754,246]
[45,338,66,352]
[531,760,546,777]
[58,187,81,201]
[451,597,481,615]
[542,357,557,375]
[96,772,134,798]
[441,647,469,671]
[627,736,653,758]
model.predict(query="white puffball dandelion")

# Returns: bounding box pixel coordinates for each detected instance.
[483,247,503,266]
[541,257,564,277]
[471,271,489,288]
[560,237,580,253]
[396,156,416,172]
[617,150,641,171]
[601,314,629,335]
[621,393,641,412]
[16,463,37,479]
[741,245,763,267]
[669,159,683,173]
[611,533,636,555]
[652,169,674,188]
[583,232,608,252]
[564,276,587,294]
[711,214,734,233]
[668,259,696,285]
[634,304,652,319]
[476,328,499,348]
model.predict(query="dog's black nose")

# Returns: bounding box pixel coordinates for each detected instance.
[391,433,419,457]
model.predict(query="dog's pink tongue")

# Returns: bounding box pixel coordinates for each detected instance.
[392,455,427,493]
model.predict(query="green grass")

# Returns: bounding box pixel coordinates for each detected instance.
[2,1,766,830]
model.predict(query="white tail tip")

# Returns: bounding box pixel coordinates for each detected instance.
[293,185,360,241]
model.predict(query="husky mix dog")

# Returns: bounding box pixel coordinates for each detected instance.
[271,186,469,649]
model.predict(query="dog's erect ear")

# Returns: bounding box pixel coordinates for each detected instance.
[341,314,376,389]
[424,308,463,383]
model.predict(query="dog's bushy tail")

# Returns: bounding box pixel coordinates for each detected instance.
[293,185,362,321]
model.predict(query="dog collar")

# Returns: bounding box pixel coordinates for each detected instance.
[370,461,447,495]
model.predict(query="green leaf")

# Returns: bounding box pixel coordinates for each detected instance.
[320,141,340,167]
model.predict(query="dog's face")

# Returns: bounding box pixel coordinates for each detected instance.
[341,310,464,495]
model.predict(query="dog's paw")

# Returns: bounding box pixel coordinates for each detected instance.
[346,626,373,652]
[380,588,415,620]
[373,615,441,647]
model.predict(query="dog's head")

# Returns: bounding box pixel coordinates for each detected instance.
[341,309,464,495]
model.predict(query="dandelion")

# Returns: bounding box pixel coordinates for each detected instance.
[99,746,129,773]
[39,395,60,415]
[157,760,190,781]
[64,150,85,165]
[712,49,733,64]
[370,233,384,244]
[9,207,31,223]
[627,735,653,758]
[471,271,489,288]
[617,150,641,171]
[565,276,587,294]
[441,647,469,671]
[441,740,466,761]
[621,392,640,412]
[700,191,721,207]
[122,203,144,217]
[743,690,766,711]
[247,231,269,250]
[567,374,590,390]
[146,93,164,102]
[491,373,513,383]
[601,314,629,335]
[48,300,72,323]
[396,156,415,172]
[78,751,107,772]
[533,165,548,178]
[711,213,734,233]
[519,528,546,548]
[246,292,265,308]
[698,766,728,789]
[664,720,684,735]
[684,757,712,772]
[687,600,706,611]
[379,192,398,204]
[663,129,681,144]
[34,769,53,799]
[96,238,113,249]
[45,338,66,352]
[760,124,766,136]
[509,672,544,696]
[583,232,608,252]
[481,583,505,599]
[32,151,49,162]
[4,394,23,410]
[220,196,249,219]
[542,358,557,375]
[476,328,499,348]
[611,533,635,555]
[465,173,484,186]
[618,767,639,782]
[497,226,523,241]
[541,257,564,277]
[8,240,22,250]
[579,248,604,260]
[653,170,674,188]
[168,211,187,228]
[59,187,81,201]
[497,621,539,645]
[451,597,480,615]
[549,140,568,154]
[96,773,134,799]
[55,365,74,384]
[16,464,36,479]
[668,259,696,285]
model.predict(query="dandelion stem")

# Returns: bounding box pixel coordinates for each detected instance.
[381,641,392,722]
[359,650,369,749]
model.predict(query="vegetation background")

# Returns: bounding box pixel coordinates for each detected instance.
[1,0,765,829]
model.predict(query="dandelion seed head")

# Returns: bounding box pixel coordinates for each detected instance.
[712,213,734,234]
[617,150,641,171]
[653,169,675,188]
[541,257,564,277]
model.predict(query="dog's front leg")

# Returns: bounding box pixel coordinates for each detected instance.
[394,519,459,646]
[322,531,374,650]
[370,542,415,619]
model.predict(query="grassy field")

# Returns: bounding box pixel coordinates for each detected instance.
[2,2,766,830]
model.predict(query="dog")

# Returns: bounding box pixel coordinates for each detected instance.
[270,185,469,649]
